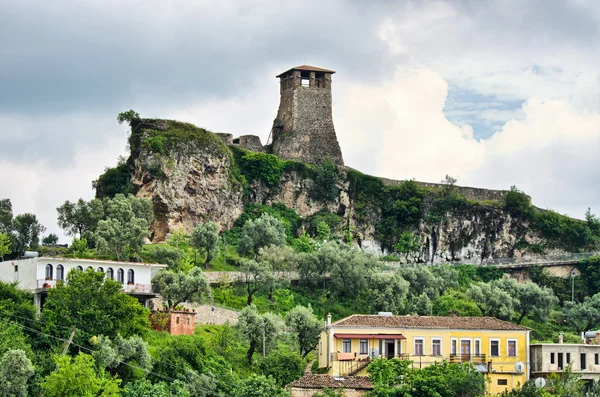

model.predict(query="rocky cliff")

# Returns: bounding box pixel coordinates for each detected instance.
[106,118,576,263]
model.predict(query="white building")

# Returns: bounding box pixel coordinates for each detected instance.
[531,343,600,383]
[0,256,167,310]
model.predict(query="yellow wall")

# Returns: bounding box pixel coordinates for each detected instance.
[319,326,529,395]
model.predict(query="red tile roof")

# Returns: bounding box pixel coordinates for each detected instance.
[332,315,530,331]
[276,65,336,77]
[287,375,374,390]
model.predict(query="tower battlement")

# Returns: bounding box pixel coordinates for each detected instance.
[270,65,344,166]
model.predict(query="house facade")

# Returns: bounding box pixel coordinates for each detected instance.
[0,256,167,310]
[318,313,531,395]
[531,343,600,383]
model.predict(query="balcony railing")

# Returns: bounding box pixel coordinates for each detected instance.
[37,279,152,293]
[449,354,487,363]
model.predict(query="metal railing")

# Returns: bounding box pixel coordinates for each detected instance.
[449,354,487,364]
[37,279,152,293]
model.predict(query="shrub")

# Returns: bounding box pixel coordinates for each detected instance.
[310,159,339,202]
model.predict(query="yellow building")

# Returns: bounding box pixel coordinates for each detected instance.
[318,313,530,395]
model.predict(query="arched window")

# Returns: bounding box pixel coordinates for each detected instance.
[97,267,104,273]
[76,265,83,271]
[117,268,124,284]
[45,264,53,280]
[127,269,135,284]
[87,266,93,271]
[56,265,64,281]
[106,268,114,280]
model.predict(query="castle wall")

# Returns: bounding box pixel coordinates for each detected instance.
[379,177,509,202]
[272,87,344,165]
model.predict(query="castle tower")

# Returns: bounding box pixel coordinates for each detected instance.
[270,65,344,166]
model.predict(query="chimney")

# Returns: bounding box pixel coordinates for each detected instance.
[487,361,493,373]
[327,313,332,327]
[595,332,600,345]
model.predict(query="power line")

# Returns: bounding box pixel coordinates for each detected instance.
[0,316,229,397]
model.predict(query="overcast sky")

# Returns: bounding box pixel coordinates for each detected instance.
[1,0,599,242]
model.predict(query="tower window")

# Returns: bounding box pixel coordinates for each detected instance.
[301,78,309,87]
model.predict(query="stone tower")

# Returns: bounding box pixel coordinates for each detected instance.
[270,65,344,166]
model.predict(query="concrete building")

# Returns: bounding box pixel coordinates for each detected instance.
[270,65,344,166]
[318,313,531,395]
[531,343,600,383]
[0,256,167,310]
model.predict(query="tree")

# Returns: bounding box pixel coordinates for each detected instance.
[0,198,13,232]
[410,292,433,315]
[322,242,378,299]
[236,305,282,365]
[368,272,409,315]
[149,246,182,269]
[467,282,515,320]
[238,214,286,258]
[239,259,275,306]
[190,222,220,268]
[504,186,534,219]
[41,269,149,347]
[95,194,153,260]
[310,159,339,202]
[396,265,446,300]
[433,290,482,317]
[563,293,600,333]
[122,379,190,397]
[12,213,45,254]
[57,198,104,237]
[255,350,304,387]
[91,334,152,383]
[285,305,322,357]
[151,268,212,309]
[0,349,34,397]
[117,109,140,126]
[258,244,297,301]
[167,228,189,251]
[0,322,34,358]
[69,237,91,258]
[233,374,290,397]
[393,231,422,260]
[493,278,558,324]
[41,354,121,397]
[0,232,11,260]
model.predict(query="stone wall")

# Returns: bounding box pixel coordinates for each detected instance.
[289,388,369,397]
[271,86,344,166]
[236,135,265,152]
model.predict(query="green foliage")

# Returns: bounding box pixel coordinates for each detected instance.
[239,259,276,306]
[0,321,34,359]
[41,269,150,347]
[122,379,190,397]
[255,350,303,387]
[117,109,140,125]
[467,282,515,320]
[11,213,46,254]
[235,305,283,365]
[306,210,343,236]
[409,292,433,315]
[233,374,290,397]
[190,221,220,267]
[534,209,595,251]
[310,159,339,202]
[0,198,13,233]
[91,334,151,384]
[41,354,121,397]
[151,268,212,309]
[424,188,472,225]
[285,305,321,357]
[239,152,286,188]
[498,381,553,397]
[93,162,135,199]
[563,293,600,333]
[504,186,534,219]
[0,231,11,260]
[433,290,482,317]
[57,198,104,237]
[0,282,36,330]
[493,278,558,324]
[69,237,92,258]
[393,231,422,258]
[148,245,181,268]
[238,213,287,258]
[142,135,168,154]
[367,272,409,314]
[292,227,315,253]
[231,204,300,245]
[314,388,347,397]
[0,349,35,397]
[147,161,166,179]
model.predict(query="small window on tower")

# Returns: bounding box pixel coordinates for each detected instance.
[301,78,309,87]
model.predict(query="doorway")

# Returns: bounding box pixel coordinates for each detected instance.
[461,340,471,362]
[386,340,395,359]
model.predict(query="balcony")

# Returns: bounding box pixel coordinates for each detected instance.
[449,354,487,364]
[37,279,152,294]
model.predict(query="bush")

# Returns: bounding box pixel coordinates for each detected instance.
[255,350,304,387]
[504,186,534,219]
[238,152,285,188]
[92,163,135,198]
[310,159,339,202]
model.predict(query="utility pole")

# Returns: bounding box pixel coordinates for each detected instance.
[263,320,266,357]
[572,270,576,303]
[62,328,76,355]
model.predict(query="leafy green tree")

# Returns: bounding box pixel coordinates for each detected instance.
[293,227,315,253]
[367,272,409,314]
[239,259,275,306]
[238,214,286,258]
[0,282,36,327]
[467,282,515,320]
[433,290,482,317]
[310,159,339,202]
[255,350,304,387]
[393,231,422,260]
[69,237,91,258]
[0,198,12,232]
[233,374,290,397]
[211,322,238,362]
[493,278,558,324]
[563,293,600,333]
[117,109,140,126]
[236,305,282,365]
[95,194,152,260]
[167,228,189,251]
[498,381,553,397]
[12,213,45,254]
[285,305,321,357]
[410,292,433,315]
[57,198,104,237]
[41,270,149,347]
[0,322,34,358]
[504,186,534,219]
[315,221,331,242]
[323,242,378,300]
[93,162,135,199]
[0,349,34,397]
[41,354,121,397]
[396,265,446,300]
[122,379,190,397]
[42,233,59,246]
[190,221,220,268]
[0,232,11,260]
[367,358,411,390]
[91,334,152,384]
[151,268,212,309]
[547,364,585,397]
[149,246,182,268]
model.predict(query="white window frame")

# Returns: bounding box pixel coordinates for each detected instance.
[460,338,473,357]
[506,339,517,357]
[474,338,482,357]
[414,337,425,356]
[342,339,352,353]
[431,338,442,356]
[490,338,501,357]
[451,338,458,356]
[359,339,369,355]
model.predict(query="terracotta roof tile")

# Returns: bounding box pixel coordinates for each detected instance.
[276,65,335,77]
[332,315,530,331]
[287,375,374,390]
